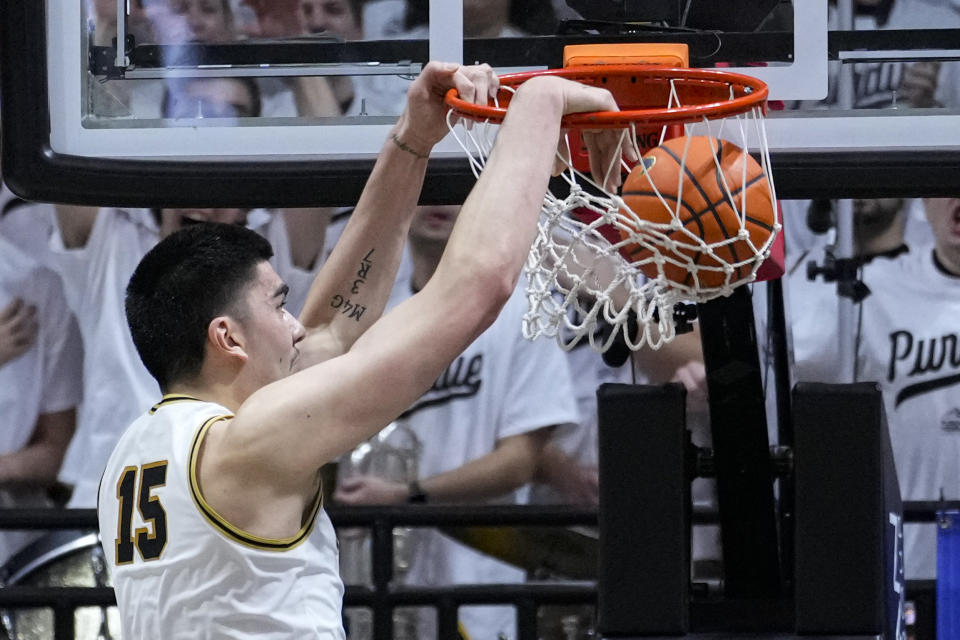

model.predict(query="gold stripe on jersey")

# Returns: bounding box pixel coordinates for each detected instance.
[114,465,140,566]
[149,394,202,414]
[188,415,324,551]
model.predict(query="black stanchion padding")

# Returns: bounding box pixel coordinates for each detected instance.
[793,382,904,638]
[597,382,689,636]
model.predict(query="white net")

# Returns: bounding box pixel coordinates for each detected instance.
[447,77,781,354]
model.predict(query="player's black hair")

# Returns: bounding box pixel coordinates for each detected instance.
[125,222,274,390]
[404,0,558,35]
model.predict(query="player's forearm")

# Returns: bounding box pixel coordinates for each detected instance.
[297,126,430,350]
[437,82,565,299]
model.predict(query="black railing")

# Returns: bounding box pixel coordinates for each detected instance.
[0,502,955,640]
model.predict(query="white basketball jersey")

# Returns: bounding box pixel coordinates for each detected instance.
[97,396,345,639]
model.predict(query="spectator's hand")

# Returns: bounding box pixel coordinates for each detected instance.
[671,360,708,409]
[900,61,941,109]
[394,62,500,155]
[334,475,407,505]
[0,299,38,366]
[244,0,306,37]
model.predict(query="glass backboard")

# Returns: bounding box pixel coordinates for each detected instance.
[3,0,960,206]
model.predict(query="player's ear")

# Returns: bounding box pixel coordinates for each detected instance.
[207,315,249,364]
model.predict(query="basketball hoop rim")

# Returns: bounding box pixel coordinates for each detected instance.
[444,65,769,128]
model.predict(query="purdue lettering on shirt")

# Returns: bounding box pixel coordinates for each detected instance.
[401,353,483,418]
[887,330,960,407]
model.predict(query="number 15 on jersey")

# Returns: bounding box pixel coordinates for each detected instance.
[114,461,169,565]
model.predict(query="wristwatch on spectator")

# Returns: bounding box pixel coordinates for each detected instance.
[407,479,428,504]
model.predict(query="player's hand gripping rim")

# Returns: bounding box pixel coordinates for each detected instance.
[395,62,500,157]
[542,77,640,193]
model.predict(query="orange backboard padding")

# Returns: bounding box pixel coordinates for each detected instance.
[562,44,690,174]
[563,43,690,68]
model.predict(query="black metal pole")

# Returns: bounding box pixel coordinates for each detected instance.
[437,597,460,640]
[766,277,795,593]
[371,519,395,640]
[517,597,539,640]
[52,605,76,640]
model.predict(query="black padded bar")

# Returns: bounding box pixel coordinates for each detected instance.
[697,286,781,598]
[597,382,689,636]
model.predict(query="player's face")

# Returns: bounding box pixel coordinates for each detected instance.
[408,205,460,245]
[301,0,362,39]
[238,261,306,387]
[923,198,960,253]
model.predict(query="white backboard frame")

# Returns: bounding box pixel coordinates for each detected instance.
[44,0,879,160]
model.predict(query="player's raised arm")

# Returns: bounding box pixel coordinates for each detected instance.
[293,63,499,366]
[230,75,633,480]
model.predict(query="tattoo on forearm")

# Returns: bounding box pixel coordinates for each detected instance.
[391,133,429,160]
[351,249,375,295]
[330,295,367,322]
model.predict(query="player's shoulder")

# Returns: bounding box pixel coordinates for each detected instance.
[119,396,230,444]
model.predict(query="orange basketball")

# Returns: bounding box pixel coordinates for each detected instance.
[618,136,775,289]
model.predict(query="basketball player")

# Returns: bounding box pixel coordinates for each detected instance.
[96,63,634,638]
